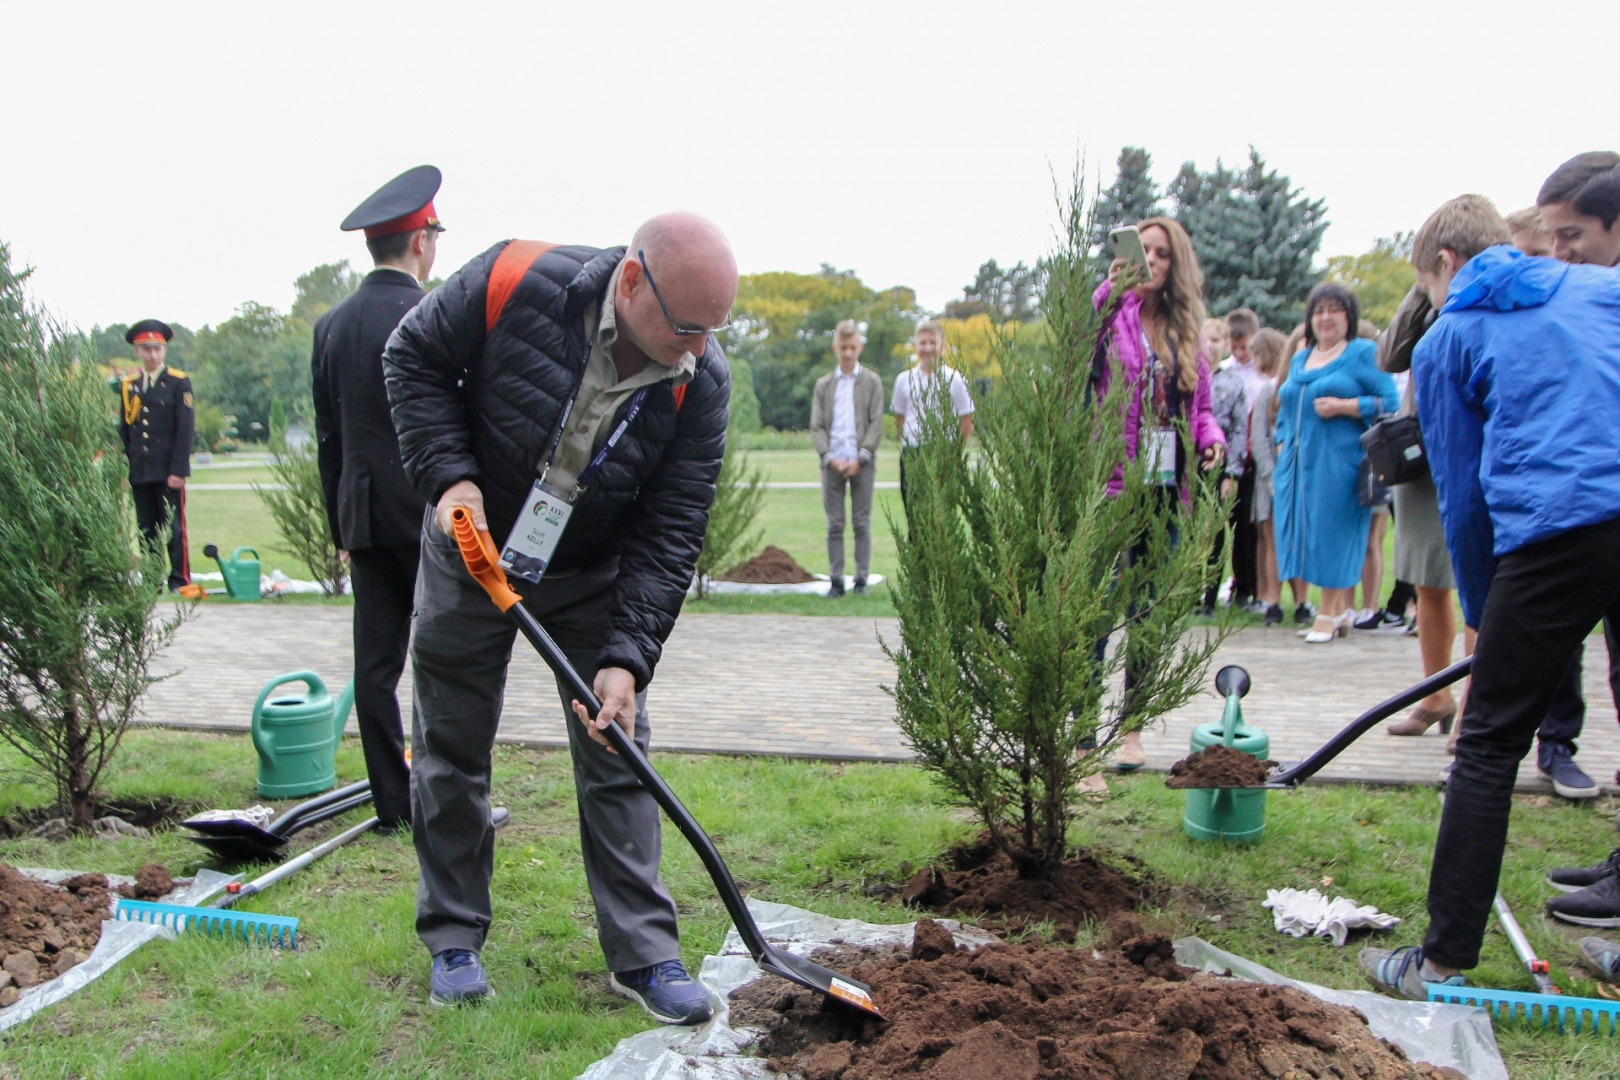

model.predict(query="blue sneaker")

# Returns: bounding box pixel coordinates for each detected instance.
[430,948,490,1006]
[1358,945,1466,1001]
[609,959,713,1025]
[1580,937,1620,983]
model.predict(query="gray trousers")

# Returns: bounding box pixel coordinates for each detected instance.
[410,521,678,971]
[822,459,875,580]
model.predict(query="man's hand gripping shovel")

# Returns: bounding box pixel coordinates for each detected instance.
[450,507,883,1019]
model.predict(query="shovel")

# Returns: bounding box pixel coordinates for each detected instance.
[1258,657,1475,789]
[449,507,882,1019]
[182,779,375,861]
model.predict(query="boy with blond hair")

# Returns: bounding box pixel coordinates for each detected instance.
[1361,194,1620,998]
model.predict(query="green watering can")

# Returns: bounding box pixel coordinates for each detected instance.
[1182,665,1270,844]
[203,544,262,601]
[251,672,356,799]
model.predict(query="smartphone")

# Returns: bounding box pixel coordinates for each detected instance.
[1110,226,1150,278]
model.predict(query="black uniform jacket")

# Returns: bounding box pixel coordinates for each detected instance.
[382,243,731,690]
[118,366,195,485]
[311,268,430,551]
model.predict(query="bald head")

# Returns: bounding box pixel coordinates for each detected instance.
[617,211,738,368]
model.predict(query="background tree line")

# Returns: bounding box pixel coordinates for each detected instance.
[91,148,1414,442]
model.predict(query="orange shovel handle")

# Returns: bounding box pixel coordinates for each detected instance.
[450,507,522,612]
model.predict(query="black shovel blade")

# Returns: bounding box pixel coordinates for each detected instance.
[182,819,288,846]
[183,831,287,861]
[759,944,883,1019]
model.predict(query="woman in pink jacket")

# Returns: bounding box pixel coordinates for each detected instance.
[1085,216,1225,781]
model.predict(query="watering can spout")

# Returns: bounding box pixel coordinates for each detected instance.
[332,679,355,743]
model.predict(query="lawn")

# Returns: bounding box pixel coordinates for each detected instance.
[1,728,1616,1078]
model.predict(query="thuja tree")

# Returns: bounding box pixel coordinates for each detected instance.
[885,179,1230,879]
[0,244,185,829]
[255,440,347,595]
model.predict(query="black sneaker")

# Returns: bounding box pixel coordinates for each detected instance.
[1355,608,1408,634]
[1293,602,1315,627]
[1548,849,1620,893]
[826,579,845,598]
[1263,604,1283,626]
[1548,872,1620,928]
[852,578,868,595]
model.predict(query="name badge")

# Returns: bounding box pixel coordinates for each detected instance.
[1143,427,1177,486]
[499,480,574,583]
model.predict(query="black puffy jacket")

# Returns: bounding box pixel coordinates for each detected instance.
[382,242,730,689]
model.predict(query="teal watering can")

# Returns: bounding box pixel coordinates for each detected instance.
[1182,665,1270,844]
[203,543,262,601]
[250,672,356,799]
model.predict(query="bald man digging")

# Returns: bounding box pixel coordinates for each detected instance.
[383,215,736,1019]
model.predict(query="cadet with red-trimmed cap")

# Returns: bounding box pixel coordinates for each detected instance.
[118,319,194,591]
[311,165,444,832]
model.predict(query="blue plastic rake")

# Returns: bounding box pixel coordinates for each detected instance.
[1427,984,1620,1035]
[115,899,298,948]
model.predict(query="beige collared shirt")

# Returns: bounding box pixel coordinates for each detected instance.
[544,259,696,498]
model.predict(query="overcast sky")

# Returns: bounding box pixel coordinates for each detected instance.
[5,0,1608,332]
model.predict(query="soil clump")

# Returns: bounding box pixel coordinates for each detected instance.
[1164,745,1276,789]
[901,837,1142,941]
[730,918,1464,1080]
[115,863,174,900]
[720,545,817,584]
[0,864,119,1002]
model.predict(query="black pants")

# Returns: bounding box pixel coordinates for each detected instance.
[1535,621,1620,768]
[1229,468,1258,604]
[1423,515,1620,969]
[347,545,419,827]
[131,481,188,589]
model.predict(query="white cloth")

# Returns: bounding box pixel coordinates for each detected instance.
[828,363,860,463]
[891,363,975,447]
[1262,887,1401,947]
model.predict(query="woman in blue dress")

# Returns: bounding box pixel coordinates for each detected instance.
[1274,284,1399,643]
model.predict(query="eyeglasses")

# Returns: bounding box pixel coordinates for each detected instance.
[637,250,732,337]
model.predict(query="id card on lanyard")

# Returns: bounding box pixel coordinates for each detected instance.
[1139,330,1177,486]
[499,386,652,582]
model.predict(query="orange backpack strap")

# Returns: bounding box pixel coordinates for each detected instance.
[485,240,557,332]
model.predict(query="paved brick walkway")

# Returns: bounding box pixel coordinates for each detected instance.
[137,607,1620,793]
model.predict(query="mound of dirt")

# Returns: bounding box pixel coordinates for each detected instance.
[1164,745,1277,789]
[900,838,1142,941]
[720,545,817,584]
[0,864,116,1002]
[115,863,174,900]
[730,919,1464,1080]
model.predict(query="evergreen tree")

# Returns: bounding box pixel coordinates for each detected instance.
[254,440,347,594]
[0,243,184,830]
[886,177,1229,880]
[1169,148,1328,327]
[1090,146,1164,247]
[690,429,765,599]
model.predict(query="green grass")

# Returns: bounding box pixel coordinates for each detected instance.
[2,728,1618,1078]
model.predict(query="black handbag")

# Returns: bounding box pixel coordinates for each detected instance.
[1355,455,1392,508]
[1360,414,1429,487]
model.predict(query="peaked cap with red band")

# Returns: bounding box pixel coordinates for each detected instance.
[340,165,445,239]
[125,319,173,345]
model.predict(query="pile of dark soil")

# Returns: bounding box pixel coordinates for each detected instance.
[730,917,1464,1080]
[115,863,174,901]
[1164,745,1276,789]
[0,864,118,1005]
[721,545,816,584]
[900,837,1143,941]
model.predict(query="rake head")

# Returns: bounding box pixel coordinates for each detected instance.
[1428,984,1620,1035]
[115,899,298,948]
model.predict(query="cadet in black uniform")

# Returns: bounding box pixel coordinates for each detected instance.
[118,320,194,591]
[311,166,443,830]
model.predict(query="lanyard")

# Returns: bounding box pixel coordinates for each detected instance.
[539,385,653,497]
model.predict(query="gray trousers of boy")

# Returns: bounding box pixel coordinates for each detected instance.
[409,520,679,972]
[822,458,876,580]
